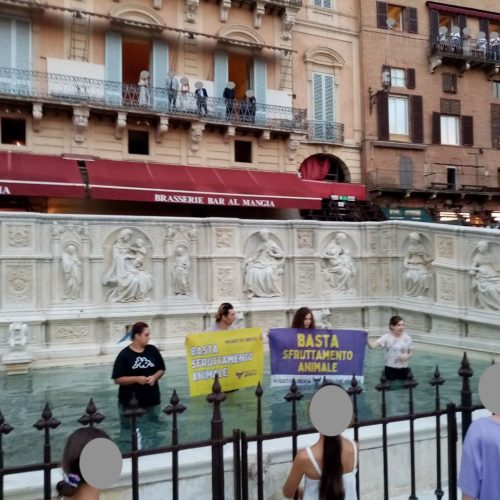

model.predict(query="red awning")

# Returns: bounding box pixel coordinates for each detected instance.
[0,152,86,198]
[426,2,500,22]
[86,160,366,209]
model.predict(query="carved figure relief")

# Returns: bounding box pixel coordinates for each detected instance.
[102,228,153,303]
[243,230,285,298]
[172,245,191,296]
[321,233,356,293]
[403,232,434,298]
[469,240,500,311]
[61,244,82,299]
[297,230,314,250]
[438,274,456,302]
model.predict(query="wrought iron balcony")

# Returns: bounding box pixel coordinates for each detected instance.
[307,121,344,144]
[430,37,500,70]
[0,66,308,133]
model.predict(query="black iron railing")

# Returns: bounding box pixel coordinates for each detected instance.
[0,353,486,500]
[307,120,344,143]
[431,37,500,65]
[0,66,308,132]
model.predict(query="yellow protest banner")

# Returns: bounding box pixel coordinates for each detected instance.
[186,328,264,397]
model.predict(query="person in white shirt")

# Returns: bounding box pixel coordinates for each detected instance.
[367,315,414,381]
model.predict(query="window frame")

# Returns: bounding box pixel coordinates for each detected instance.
[234,139,253,164]
[493,81,500,99]
[440,115,460,145]
[390,68,406,88]
[388,94,409,138]
[387,4,404,31]
[313,0,332,9]
[127,129,150,156]
[0,116,27,146]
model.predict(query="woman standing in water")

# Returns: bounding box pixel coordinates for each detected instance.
[367,315,414,381]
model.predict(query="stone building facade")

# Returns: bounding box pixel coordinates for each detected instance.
[0,0,364,217]
[360,0,500,225]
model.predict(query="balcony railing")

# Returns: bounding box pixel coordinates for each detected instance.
[430,37,500,65]
[0,66,308,132]
[307,120,344,144]
[368,167,500,194]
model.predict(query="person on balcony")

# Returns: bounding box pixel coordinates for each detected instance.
[476,33,488,58]
[166,71,179,110]
[241,90,256,123]
[138,70,150,107]
[223,81,236,118]
[490,34,500,61]
[195,81,208,117]
[179,77,191,111]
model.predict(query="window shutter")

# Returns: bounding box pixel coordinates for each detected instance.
[479,19,489,39]
[14,20,30,71]
[322,0,331,8]
[253,56,267,123]
[399,157,413,189]
[491,104,500,148]
[324,74,335,139]
[0,18,12,71]
[406,68,416,89]
[151,39,168,111]
[430,10,440,42]
[410,95,423,143]
[313,73,324,139]
[104,31,122,105]
[407,7,418,34]
[214,50,228,118]
[440,98,460,116]
[457,15,466,32]
[442,73,457,93]
[376,2,388,29]
[377,91,389,140]
[461,115,473,146]
[432,112,441,144]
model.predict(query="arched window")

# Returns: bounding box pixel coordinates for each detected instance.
[299,154,350,183]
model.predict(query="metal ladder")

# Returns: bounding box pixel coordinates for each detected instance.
[69,9,90,61]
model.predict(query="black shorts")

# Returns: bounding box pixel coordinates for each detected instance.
[384,366,409,381]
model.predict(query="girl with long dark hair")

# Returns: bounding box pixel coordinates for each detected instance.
[283,433,357,499]
[291,307,315,329]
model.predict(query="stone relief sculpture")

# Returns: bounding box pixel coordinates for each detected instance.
[243,230,285,298]
[403,232,434,298]
[172,246,191,295]
[321,233,356,293]
[469,240,500,311]
[7,322,29,350]
[61,244,82,299]
[102,229,153,303]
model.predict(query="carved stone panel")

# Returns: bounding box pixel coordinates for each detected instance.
[6,225,32,248]
[4,264,33,305]
[215,228,234,248]
[333,309,363,328]
[51,324,92,342]
[437,236,455,259]
[215,265,235,297]
[296,263,314,298]
[437,273,456,302]
[248,311,286,333]
[296,230,314,250]
[167,317,203,337]
[431,317,459,335]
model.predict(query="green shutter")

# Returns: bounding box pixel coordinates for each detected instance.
[105,31,122,105]
[14,19,31,93]
[253,56,267,124]
[0,18,13,92]
[313,73,335,140]
[214,51,228,118]
[151,39,168,111]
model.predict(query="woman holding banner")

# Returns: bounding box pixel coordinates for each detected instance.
[205,302,237,331]
[291,307,315,329]
[367,315,414,381]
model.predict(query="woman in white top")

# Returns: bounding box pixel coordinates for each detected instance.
[283,434,358,500]
[367,315,414,381]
